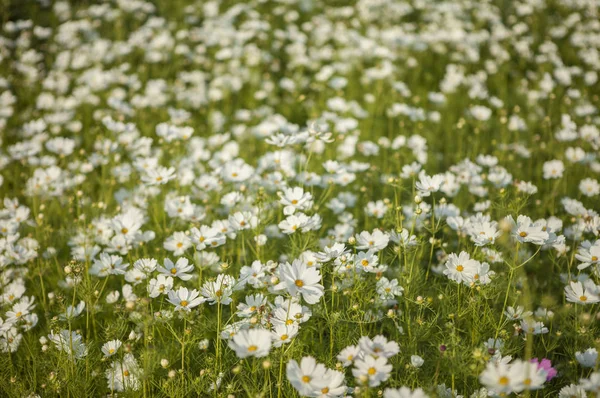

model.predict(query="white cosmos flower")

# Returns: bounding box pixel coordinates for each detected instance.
[157,257,194,281]
[141,166,176,185]
[48,330,88,361]
[352,355,393,387]
[358,335,400,359]
[576,348,598,368]
[278,213,311,234]
[167,287,205,311]
[415,173,444,197]
[102,339,122,357]
[542,160,564,179]
[279,187,313,215]
[315,369,347,397]
[228,328,272,358]
[410,355,425,368]
[565,281,600,304]
[270,323,299,348]
[147,275,173,298]
[507,215,550,245]
[105,353,141,392]
[443,251,478,284]
[355,229,390,251]
[384,387,430,398]
[275,259,324,304]
[575,240,600,270]
[286,356,329,396]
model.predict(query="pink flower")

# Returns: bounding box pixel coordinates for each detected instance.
[531,358,557,381]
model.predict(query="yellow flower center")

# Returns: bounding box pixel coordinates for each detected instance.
[498,376,509,385]
[580,295,588,302]
[361,259,369,267]
[180,300,188,307]
[456,265,464,272]
[170,268,177,274]
[121,228,128,234]
[367,367,376,375]
[123,370,130,377]
[291,199,298,205]
[302,375,311,383]
[295,279,304,287]
[321,387,329,394]
[519,231,527,237]
[248,345,257,352]
[280,334,288,341]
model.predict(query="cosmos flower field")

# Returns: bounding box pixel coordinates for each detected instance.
[1,0,600,396]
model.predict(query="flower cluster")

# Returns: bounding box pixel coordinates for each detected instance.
[0,0,599,396]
